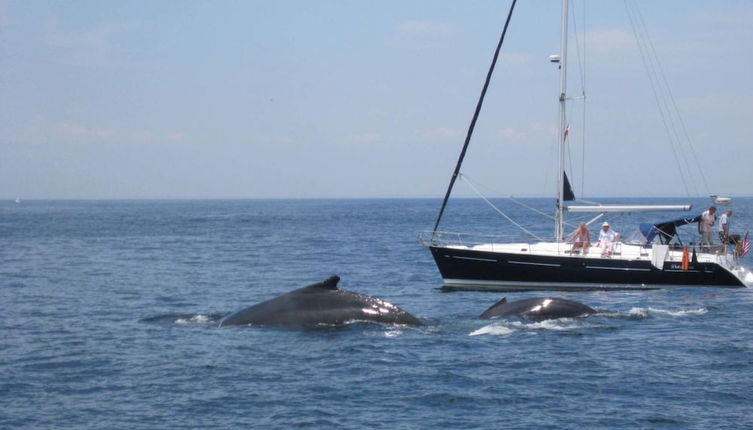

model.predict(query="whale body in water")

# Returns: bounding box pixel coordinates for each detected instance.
[479,297,595,321]
[219,276,422,327]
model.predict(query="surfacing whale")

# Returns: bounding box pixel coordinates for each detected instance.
[479,297,595,321]
[219,275,422,327]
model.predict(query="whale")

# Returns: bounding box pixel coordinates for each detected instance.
[479,297,595,321]
[218,276,422,327]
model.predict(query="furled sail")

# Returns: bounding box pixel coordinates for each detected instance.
[563,171,575,201]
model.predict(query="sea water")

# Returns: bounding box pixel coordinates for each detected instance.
[2,198,752,429]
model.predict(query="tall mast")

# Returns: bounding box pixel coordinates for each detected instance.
[554,0,569,242]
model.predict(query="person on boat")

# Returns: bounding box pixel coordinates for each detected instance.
[700,206,717,252]
[598,222,620,258]
[718,210,732,243]
[718,210,732,253]
[567,222,591,254]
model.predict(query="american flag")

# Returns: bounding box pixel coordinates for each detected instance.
[742,232,750,257]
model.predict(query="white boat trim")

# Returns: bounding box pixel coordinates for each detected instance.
[584,265,651,272]
[452,256,498,263]
[439,278,727,291]
[508,260,561,267]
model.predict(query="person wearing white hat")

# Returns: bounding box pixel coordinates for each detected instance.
[598,222,620,258]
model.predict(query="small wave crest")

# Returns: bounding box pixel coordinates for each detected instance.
[175,314,214,325]
[469,318,590,337]
[469,324,517,337]
[140,313,223,326]
[339,319,418,336]
[599,307,708,320]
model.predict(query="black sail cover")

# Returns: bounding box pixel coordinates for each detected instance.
[563,172,575,201]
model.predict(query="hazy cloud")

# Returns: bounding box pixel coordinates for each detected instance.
[2,2,749,198]
[701,3,753,27]
[57,122,114,140]
[679,94,751,119]
[41,20,133,67]
[54,122,189,146]
[395,19,455,38]
[495,123,556,145]
[586,28,635,57]
[0,2,9,28]
[496,127,528,142]
[418,127,461,142]
[347,133,380,145]
[131,130,191,146]
[498,53,536,69]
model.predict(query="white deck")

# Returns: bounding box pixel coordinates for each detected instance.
[453,241,708,263]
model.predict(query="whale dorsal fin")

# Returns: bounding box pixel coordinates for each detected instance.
[319,275,340,290]
[478,297,508,319]
[303,275,341,292]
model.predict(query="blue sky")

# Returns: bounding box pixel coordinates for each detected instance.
[1,0,751,199]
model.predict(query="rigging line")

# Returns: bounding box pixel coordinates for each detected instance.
[580,83,587,198]
[459,174,544,241]
[623,0,692,197]
[630,0,700,198]
[581,0,587,198]
[624,0,684,183]
[630,1,698,196]
[578,198,601,205]
[508,195,581,230]
[631,1,710,195]
[432,0,518,233]
[570,0,586,95]
[452,173,555,220]
[506,195,556,221]
[570,0,587,197]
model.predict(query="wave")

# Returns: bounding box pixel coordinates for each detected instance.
[598,307,709,320]
[467,306,708,336]
[175,314,216,325]
[140,313,224,326]
[469,324,517,337]
[469,318,592,337]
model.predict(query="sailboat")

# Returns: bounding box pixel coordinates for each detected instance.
[421,0,753,291]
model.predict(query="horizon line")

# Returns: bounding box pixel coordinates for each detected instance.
[5,195,750,201]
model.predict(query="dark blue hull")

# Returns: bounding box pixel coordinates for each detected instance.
[429,246,745,291]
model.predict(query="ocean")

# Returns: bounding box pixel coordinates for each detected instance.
[2,198,752,429]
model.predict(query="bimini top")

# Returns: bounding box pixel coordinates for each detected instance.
[639,216,701,244]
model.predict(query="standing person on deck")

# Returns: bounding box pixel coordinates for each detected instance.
[700,206,717,252]
[719,210,732,250]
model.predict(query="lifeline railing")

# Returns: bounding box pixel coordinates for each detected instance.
[419,230,545,249]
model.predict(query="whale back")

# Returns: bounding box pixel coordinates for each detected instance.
[480,297,594,321]
[219,276,422,327]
